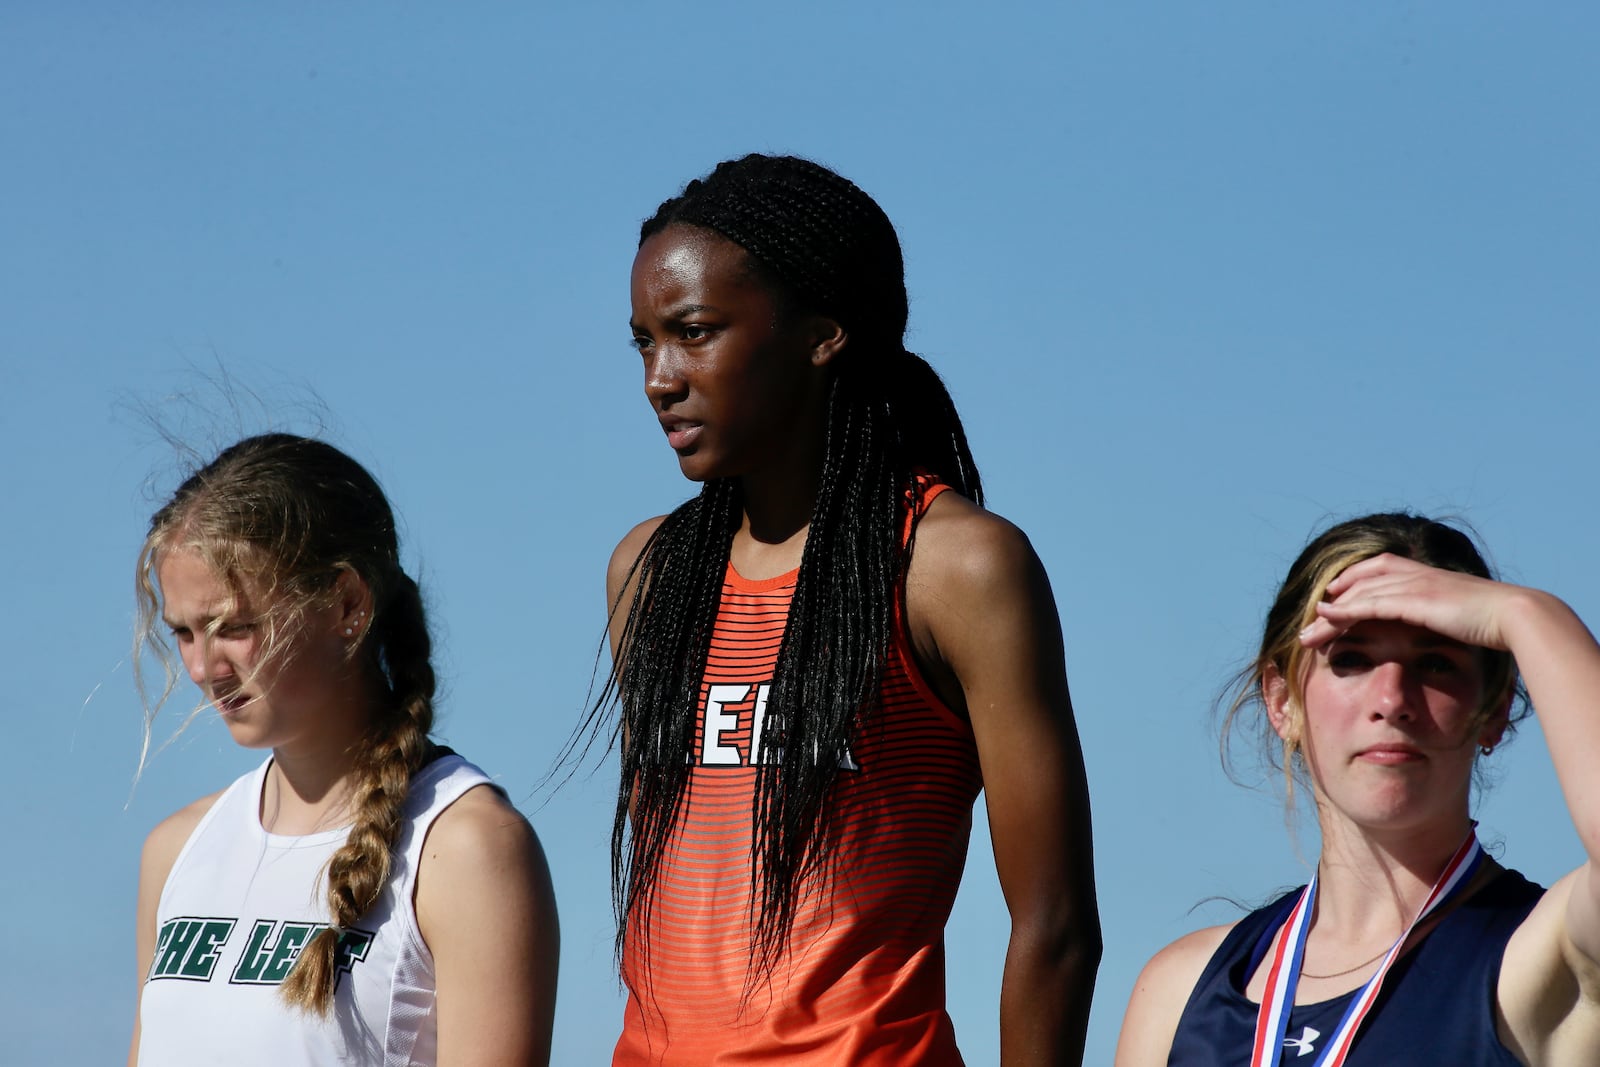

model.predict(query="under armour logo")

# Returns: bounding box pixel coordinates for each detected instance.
[1282,1026,1320,1057]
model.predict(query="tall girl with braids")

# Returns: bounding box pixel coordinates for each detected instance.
[598,154,1100,1065]
[127,434,558,1066]
[1115,514,1600,1066]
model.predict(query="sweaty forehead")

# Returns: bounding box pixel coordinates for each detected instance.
[633,226,760,299]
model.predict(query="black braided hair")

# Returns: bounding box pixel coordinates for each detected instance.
[595,154,984,991]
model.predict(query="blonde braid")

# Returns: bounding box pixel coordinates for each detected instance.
[281,574,435,1013]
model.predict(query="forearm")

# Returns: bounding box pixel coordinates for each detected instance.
[999,917,1103,1067]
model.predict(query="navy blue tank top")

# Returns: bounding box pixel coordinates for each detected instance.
[1167,866,1543,1066]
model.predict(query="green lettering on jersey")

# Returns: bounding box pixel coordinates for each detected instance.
[333,928,376,975]
[262,921,320,983]
[149,918,237,981]
[229,920,377,987]
[230,920,278,984]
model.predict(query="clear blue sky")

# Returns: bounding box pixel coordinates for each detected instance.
[3,4,1597,1063]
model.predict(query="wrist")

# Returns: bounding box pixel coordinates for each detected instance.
[1500,585,1578,653]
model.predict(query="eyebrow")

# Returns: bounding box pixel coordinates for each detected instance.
[630,303,717,328]
[160,609,228,630]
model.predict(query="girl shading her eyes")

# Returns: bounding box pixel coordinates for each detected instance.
[1116,513,1600,1067]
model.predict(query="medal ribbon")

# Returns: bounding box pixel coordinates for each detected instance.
[1248,830,1483,1067]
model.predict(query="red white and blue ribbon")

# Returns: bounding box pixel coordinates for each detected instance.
[1249,830,1484,1067]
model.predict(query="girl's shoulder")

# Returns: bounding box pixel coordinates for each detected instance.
[144,788,228,854]
[137,788,228,905]
[609,515,668,581]
[906,491,1035,590]
[607,514,669,612]
[899,492,1067,720]
[1137,922,1238,1002]
[1115,923,1237,1067]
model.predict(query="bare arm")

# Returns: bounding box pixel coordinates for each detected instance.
[1477,591,1600,1065]
[416,785,560,1067]
[606,517,666,779]
[909,495,1101,1065]
[606,516,666,661]
[127,793,219,1067]
[1303,555,1600,1064]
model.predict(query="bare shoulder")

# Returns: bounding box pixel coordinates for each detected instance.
[903,493,1060,715]
[414,783,556,954]
[419,783,545,873]
[415,783,556,930]
[1114,924,1233,1067]
[416,784,559,1061]
[608,515,667,598]
[142,790,223,877]
[907,491,1039,591]
[1131,923,1233,1003]
[136,791,224,951]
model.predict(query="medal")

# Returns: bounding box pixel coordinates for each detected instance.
[1249,830,1484,1067]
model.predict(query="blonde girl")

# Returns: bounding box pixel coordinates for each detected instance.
[128,433,558,1066]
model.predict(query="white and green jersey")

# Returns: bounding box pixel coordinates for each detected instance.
[138,753,493,1066]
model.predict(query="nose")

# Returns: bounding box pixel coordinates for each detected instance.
[643,347,686,407]
[1368,661,1416,722]
[181,635,233,690]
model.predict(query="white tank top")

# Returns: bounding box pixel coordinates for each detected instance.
[137,753,494,1066]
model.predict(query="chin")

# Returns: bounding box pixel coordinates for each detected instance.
[1350,797,1452,836]
[222,723,275,751]
[674,454,731,483]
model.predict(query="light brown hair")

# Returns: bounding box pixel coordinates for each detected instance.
[1221,512,1523,807]
[136,433,435,1015]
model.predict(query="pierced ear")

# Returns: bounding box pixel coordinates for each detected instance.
[1478,690,1514,750]
[808,316,848,367]
[1263,665,1295,743]
[331,567,374,638]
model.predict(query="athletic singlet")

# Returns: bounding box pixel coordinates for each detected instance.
[137,753,494,1066]
[1167,866,1543,1066]
[613,482,984,1066]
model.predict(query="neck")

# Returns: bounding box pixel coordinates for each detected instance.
[261,691,380,836]
[731,440,825,579]
[1310,808,1476,938]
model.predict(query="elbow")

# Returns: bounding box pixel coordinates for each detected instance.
[1010,907,1103,983]
[1065,917,1105,979]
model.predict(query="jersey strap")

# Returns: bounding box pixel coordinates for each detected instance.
[1249,828,1484,1067]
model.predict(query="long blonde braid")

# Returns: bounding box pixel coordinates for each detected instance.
[280,571,435,1012]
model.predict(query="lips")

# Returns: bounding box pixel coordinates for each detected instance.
[213,692,251,716]
[1357,743,1424,765]
[659,416,703,451]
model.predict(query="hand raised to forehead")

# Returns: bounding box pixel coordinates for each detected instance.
[1298,552,1522,653]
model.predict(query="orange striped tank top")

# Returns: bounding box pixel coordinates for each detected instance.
[613,483,983,1066]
